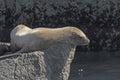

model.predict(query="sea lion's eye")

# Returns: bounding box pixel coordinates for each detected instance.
[72,32,76,35]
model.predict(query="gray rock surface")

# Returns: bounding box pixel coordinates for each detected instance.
[0,43,76,80]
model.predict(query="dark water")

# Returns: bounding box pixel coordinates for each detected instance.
[69,58,120,80]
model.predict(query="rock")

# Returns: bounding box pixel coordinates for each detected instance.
[0,51,47,80]
[0,43,77,80]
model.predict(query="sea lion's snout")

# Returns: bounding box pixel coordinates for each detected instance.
[80,37,90,45]
[85,37,90,45]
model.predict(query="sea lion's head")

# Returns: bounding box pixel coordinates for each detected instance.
[69,27,90,45]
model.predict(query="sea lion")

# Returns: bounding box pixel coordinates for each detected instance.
[10,24,90,53]
[0,42,10,56]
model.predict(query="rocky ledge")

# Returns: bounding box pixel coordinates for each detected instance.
[0,43,76,80]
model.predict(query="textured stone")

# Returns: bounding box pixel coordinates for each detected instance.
[0,43,76,80]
